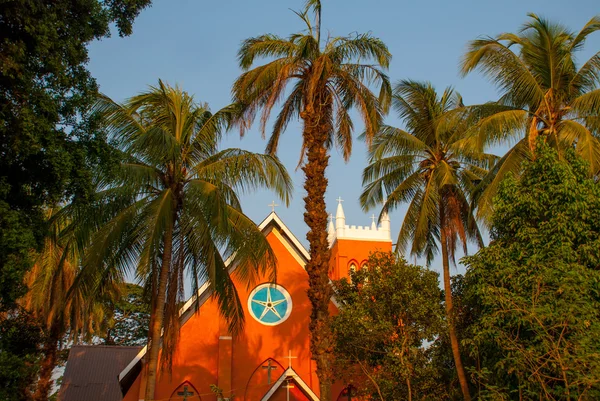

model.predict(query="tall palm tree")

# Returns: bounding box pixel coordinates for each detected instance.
[87,81,292,401]
[23,208,115,401]
[460,14,600,220]
[232,1,391,399]
[360,81,495,401]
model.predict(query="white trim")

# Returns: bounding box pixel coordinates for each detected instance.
[118,345,147,381]
[219,336,232,340]
[258,212,310,261]
[260,367,320,401]
[178,281,211,320]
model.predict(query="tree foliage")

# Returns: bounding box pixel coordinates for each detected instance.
[103,283,150,346]
[0,309,44,401]
[463,144,600,400]
[232,1,391,398]
[360,80,492,401]
[460,14,600,221]
[22,207,120,401]
[89,81,292,400]
[0,1,150,398]
[332,252,448,401]
[0,0,151,312]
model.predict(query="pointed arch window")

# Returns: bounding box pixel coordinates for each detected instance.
[336,385,358,401]
[169,381,201,401]
[348,263,357,273]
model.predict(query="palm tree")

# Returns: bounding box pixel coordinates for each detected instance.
[360,81,495,401]
[23,208,115,401]
[460,13,600,220]
[87,81,292,401]
[231,1,391,399]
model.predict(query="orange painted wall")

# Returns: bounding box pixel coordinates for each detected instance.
[125,223,389,401]
[328,239,392,281]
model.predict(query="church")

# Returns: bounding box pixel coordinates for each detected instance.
[58,200,392,401]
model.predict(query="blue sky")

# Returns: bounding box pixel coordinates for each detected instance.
[88,0,600,277]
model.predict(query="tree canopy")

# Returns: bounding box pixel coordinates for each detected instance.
[463,144,600,400]
[460,14,600,221]
[332,252,447,401]
[0,0,152,311]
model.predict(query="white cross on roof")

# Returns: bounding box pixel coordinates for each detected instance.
[284,350,297,368]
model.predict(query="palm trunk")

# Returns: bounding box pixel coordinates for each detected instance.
[301,107,333,401]
[440,203,471,401]
[144,223,174,401]
[33,323,62,401]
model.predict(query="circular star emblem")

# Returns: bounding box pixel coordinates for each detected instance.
[247,284,293,326]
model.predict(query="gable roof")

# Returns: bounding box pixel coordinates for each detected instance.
[260,367,320,401]
[118,212,310,384]
[58,345,142,401]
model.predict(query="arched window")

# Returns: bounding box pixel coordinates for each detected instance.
[169,381,201,400]
[244,358,285,400]
[336,385,358,401]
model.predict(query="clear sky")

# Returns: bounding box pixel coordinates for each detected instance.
[88,0,600,278]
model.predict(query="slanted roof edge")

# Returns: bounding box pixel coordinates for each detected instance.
[260,367,320,401]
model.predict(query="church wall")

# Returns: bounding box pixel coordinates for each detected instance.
[329,238,392,281]
[231,229,319,401]
[125,217,385,401]
[152,297,223,400]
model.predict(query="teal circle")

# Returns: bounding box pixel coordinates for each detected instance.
[248,284,292,325]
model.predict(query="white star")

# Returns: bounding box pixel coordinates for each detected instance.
[252,287,286,321]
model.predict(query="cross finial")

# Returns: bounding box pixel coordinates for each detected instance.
[371,214,376,224]
[284,350,297,368]
[329,214,334,223]
[336,197,344,205]
[268,200,279,212]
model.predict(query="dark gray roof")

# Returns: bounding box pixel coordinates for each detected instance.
[58,345,142,401]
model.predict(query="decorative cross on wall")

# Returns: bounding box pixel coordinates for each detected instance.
[283,379,295,401]
[262,359,278,384]
[345,385,357,401]
[177,385,194,401]
[268,201,279,212]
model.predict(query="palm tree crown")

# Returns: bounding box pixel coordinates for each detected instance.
[24,208,115,401]
[88,80,292,400]
[460,13,600,220]
[232,2,391,399]
[233,3,392,158]
[361,80,494,401]
[361,80,488,264]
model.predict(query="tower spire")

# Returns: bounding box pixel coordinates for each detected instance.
[381,208,391,239]
[328,213,335,245]
[335,197,345,236]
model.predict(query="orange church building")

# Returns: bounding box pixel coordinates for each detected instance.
[58,201,392,401]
